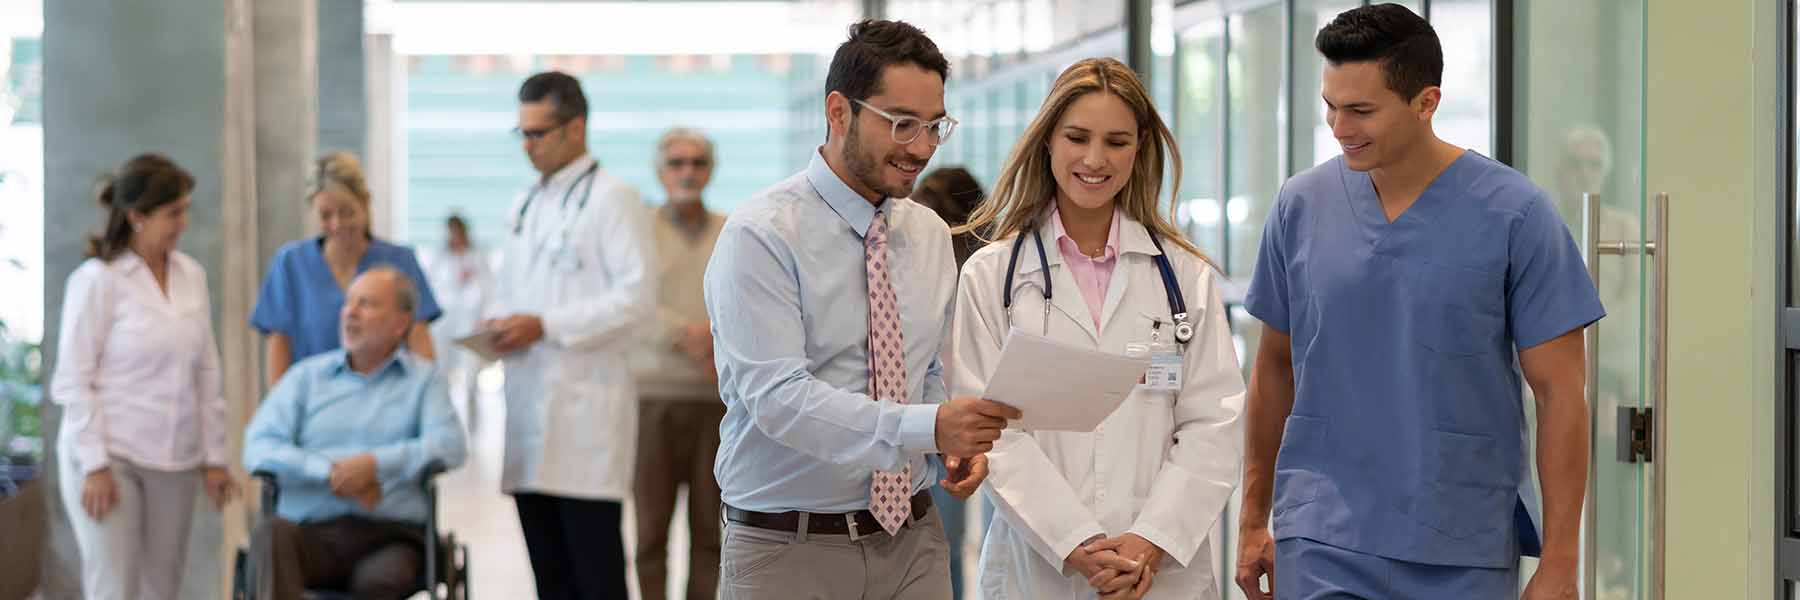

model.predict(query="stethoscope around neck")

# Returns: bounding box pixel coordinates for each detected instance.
[511,162,599,273]
[512,162,599,237]
[1001,221,1194,345]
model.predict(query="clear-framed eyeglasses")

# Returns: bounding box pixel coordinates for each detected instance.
[852,98,958,146]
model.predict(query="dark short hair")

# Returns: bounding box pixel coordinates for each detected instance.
[825,19,949,110]
[1315,3,1443,101]
[915,166,984,227]
[518,71,589,122]
[446,214,467,234]
[914,166,986,266]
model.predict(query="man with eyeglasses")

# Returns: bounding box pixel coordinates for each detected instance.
[703,19,1018,600]
[485,70,658,600]
[629,126,729,600]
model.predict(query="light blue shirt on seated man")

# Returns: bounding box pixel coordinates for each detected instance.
[704,151,958,513]
[243,348,467,524]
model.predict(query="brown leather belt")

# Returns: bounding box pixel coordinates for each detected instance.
[725,491,933,540]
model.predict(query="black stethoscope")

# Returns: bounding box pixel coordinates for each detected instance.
[1001,221,1194,345]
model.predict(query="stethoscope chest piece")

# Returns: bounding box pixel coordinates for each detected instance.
[1172,315,1195,344]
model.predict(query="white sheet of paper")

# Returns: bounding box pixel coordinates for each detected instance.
[982,328,1151,432]
[454,330,506,362]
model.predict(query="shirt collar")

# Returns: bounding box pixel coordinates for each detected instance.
[1051,205,1122,262]
[108,249,195,281]
[326,347,412,378]
[1023,207,1161,275]
[542,153,598,188]
[109,249,148,275]
[805,148,887,238]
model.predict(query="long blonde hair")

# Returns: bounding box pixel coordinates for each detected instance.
[955,57,1213,267]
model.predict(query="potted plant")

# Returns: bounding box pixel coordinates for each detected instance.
[0,169,46,599]
[0,318,44,490]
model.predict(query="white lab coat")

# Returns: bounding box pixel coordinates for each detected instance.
[490,157,659,500]
[947,213,1246,599]
[424,247,494,374]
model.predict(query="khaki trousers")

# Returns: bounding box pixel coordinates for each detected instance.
[719,505,952,600]
[56,446,198,600]
[632,399,725,600]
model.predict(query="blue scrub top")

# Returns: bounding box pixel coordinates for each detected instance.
[251,236,444,368]
[1244,152,1604,569]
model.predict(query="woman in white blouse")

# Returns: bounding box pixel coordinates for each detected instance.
[52,154,237,600]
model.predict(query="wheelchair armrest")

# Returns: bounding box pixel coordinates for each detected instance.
[420,460,446,509]
[252,470,278,518]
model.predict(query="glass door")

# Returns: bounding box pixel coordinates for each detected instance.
[1512,1,1654,598]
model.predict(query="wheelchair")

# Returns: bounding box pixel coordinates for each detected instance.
[231,461,470,600]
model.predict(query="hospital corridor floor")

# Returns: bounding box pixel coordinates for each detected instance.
[438,375,697,600]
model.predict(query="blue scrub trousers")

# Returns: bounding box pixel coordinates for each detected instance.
[1275,537,1518,599]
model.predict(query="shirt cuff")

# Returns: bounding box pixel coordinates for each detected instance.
[302,454,334,484]
[76,445,110,475]
[898,403,941,455]
[1129,525,1190,569]
[204,446,231,469]
[1053,530,1109,577]
[539,309,576,348]
[371,446,412,483]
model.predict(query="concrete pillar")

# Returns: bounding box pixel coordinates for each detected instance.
[39,0,314,597]
[318,0,366,161]
[365,32,400,240]
[257,0,319,279]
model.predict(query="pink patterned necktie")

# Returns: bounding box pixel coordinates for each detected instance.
[865,209,913,535]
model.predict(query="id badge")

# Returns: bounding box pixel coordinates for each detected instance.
[1125,340,1182,392]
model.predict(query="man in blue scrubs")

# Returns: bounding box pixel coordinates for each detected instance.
[1234,5,1603,599]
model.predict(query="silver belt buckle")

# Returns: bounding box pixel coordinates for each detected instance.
[845,513,863,541]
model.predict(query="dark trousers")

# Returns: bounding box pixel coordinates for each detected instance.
[633,399,725,600]
[514,492,628,600]
[251,515,426,600]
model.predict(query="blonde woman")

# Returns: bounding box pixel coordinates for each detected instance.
[251,152,442,386]
[53,154,237,599]
[947,58,1246,599]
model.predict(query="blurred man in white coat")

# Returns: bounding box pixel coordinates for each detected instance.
[485,70,658,600]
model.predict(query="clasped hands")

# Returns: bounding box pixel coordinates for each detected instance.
[1067,533,1165,599]
[328,453,382,510]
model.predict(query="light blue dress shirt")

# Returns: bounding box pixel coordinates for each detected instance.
[1244,152,1605,570]
[704,150,958,513]
[242,348,467,525]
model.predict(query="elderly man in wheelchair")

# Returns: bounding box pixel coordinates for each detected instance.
[242,267,468,599]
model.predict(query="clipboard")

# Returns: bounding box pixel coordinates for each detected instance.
[454,330,506,362]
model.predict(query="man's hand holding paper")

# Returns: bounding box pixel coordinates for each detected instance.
[935,396,1020,457]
